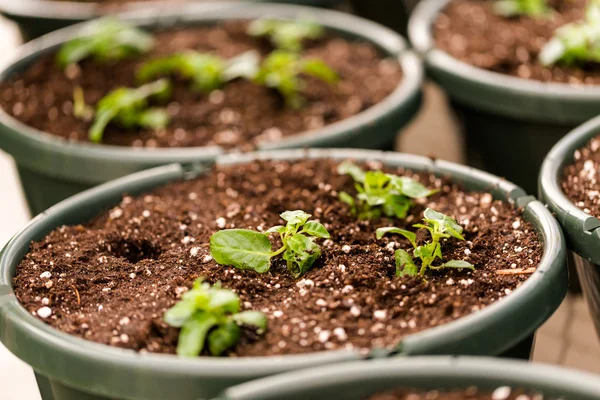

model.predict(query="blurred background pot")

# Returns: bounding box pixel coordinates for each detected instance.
[408,0,600,197]
[0,148,567,400]
[540,115,600,342]
[0,2,422,216]
[219,357,600,400]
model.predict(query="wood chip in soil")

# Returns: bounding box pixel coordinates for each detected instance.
[0,22,402,150]
[368,388,554,400]
[562,133,600,217]
[13,159,542,357]
[434,0,600,84]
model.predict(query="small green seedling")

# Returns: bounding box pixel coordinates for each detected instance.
[57,19,153,68]
[72,86,94,121]
[539,0,600,66]
[248,19,325,52]
[137,50,260,93]
[338,162,437,220]
[87,79,171,143]
[255,50,338,108]
[494,0,550,18]
[210,210,330,278]
[377,208,474,277]
[164,278,267,357]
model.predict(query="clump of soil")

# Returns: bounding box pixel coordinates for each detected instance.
[13,159,542,356]
[434,0,600,84]
[368,387,552,400]
[561,134,600,216]
[0,22,402,150]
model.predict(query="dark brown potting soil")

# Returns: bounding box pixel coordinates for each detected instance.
[0,23,402,150]
[13,159,542,356]
[368,388,550,400]
[434,0,600,84]
[561,134,600,217]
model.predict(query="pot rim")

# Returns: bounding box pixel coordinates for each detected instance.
[220,356,600,399]
[0,148,567,399]
[408,0,600,122]
[539,115,600,264]
[0,2,423,183]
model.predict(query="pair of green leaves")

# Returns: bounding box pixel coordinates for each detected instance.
[377,208,474,276]
[255,50,339,108]
[248,19,325,52]
[164,278,267,357]
[137,50,261,93]
[210,210,330,278]
[539,0,600,66]
[80,79,171,143]
[57,19,153,69]
[338,162,437,220]
[494,0,550,18]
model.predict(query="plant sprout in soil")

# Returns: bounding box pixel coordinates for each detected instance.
[164,278,267,357]
[137,50,261,93]
[210,210,330,278]
[338,162,437,220]
[494,0,551,18]
[248,19,326,52]
[377,208,474,277]
[76,79,171,143]
[57,19,153,68]
[539,0,600,66]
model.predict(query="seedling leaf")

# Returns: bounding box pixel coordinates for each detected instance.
[210,229,273,273]
[394,249,418,277]
[57,19,153,68]
[177,312,218,357]
[208,321,241,356]
[248,19,325,51]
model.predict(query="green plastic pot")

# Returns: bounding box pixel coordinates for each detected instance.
[539,115,600,341]
[0,2,423,216]
[218,357,600,400]
[408,0,600,196]
[0,0,343,42]
[0,148,567,400]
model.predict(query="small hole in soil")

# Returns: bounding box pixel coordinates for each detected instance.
[106,238,162,263]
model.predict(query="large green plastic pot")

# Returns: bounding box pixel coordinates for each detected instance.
[218,357,600,400]
[0,2,423,216]
[540,115,600,341]
[408,0,600,196]
[0,0,344,42]
[0,148,567,400]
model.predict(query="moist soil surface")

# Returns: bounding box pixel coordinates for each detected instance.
[434,0,600,84]
[0,22,402,150]
[368,388,550,400]
[13,159,542,356]
[562,134,600,217]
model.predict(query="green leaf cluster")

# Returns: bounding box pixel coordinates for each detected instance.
[164,278,267,357]
[210,210,330,278]
[338,162,437,220]
[57,19,153,69]
[494,0,550,18]
[85,79,171,143]
[539,0,600,66]
[137,50,261,93]
[377,208,474,276]
[255,50,339,108]
[248,19,325,52]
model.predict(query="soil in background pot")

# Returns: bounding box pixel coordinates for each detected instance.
[12,159,542,356]
[0,22,402,150]
[368,387,555,399]
[433,0,600,84]
[561,134,600,216]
